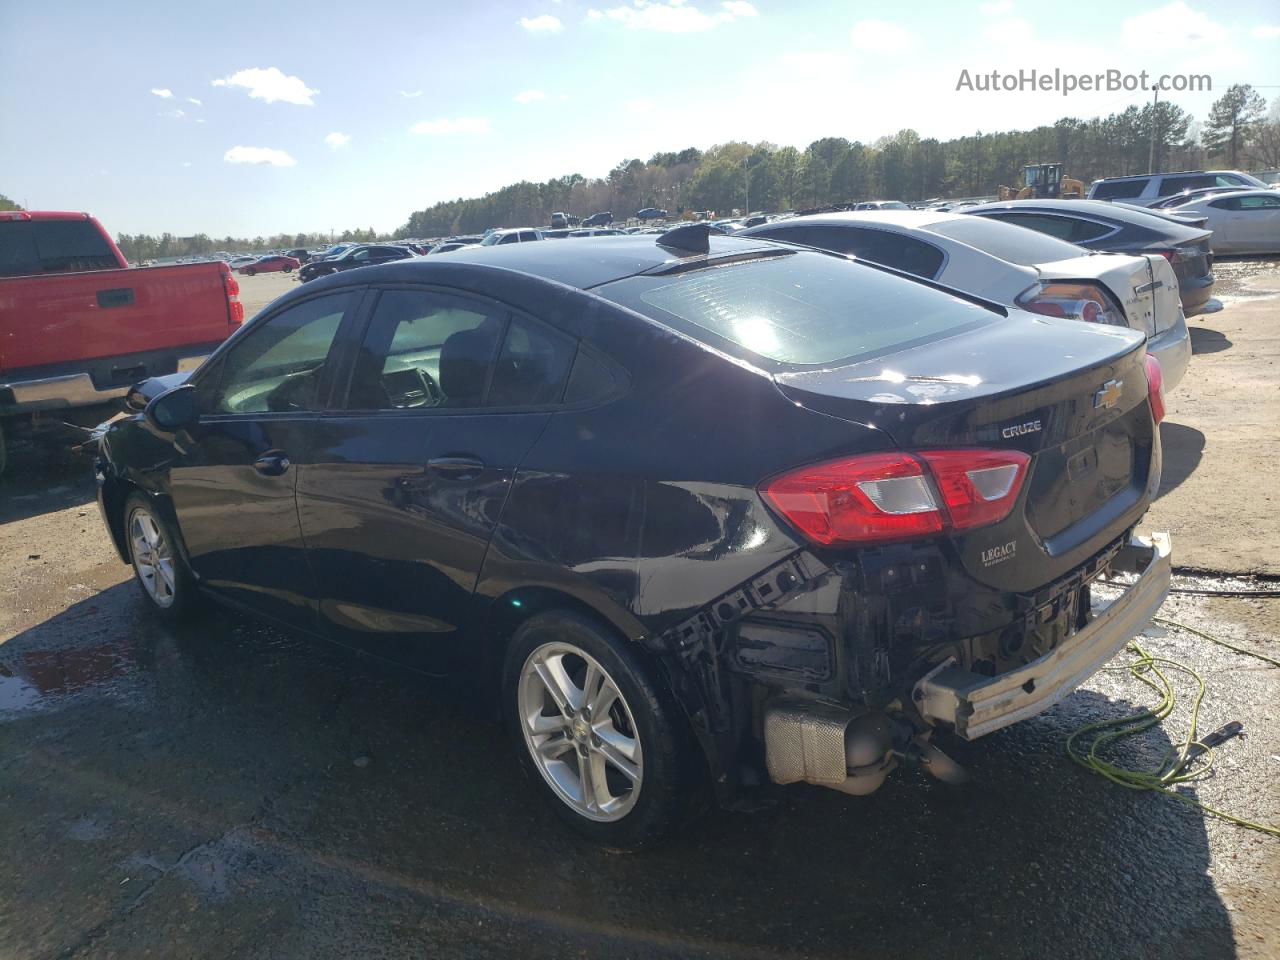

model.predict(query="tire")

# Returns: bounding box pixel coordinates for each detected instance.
[245,268,256,276]
[123,493,199,620]
[282,265,293,273]
[503,610,697,848]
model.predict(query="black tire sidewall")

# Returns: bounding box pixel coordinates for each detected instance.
[502,610,694,848]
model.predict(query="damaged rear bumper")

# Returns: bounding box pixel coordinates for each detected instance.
[912,530,1171,740]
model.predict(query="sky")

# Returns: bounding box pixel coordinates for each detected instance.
[2,0,1278,237]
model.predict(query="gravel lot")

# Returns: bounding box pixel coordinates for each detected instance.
[1,263,1278,960]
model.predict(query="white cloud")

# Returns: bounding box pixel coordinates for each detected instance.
[400,89,424,98]
[324,131,351,148]
[587,1,757,33]
[187,97,202,106]
[150,88,173,98]
[212,67,317,105]
[1120,2,1227,50]
[515,89,547,103]
[409,117,491,135]
[981,16,1035,46]
[1252,24,1280,38]
[850,19,915,52]
[979,0,1013,14]
[519,14,563,32]
[224,146,297,167]
[625,97,655,113]
[182,161,192,167]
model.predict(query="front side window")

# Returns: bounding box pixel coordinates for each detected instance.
[1158,175,1212,196]
[209,293,353,414]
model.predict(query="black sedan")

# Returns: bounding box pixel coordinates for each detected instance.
[963,199,1215,316]
[95,228,1170,847]
[298,244,415,282]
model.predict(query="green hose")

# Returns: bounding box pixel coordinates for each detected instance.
[1065,615,1280,838]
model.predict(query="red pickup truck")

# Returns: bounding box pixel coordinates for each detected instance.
[0,211,244,472]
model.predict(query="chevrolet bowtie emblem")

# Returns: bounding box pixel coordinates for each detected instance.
[1094,379,1123,410]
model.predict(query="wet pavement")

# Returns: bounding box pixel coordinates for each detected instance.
[1,456,1278,960]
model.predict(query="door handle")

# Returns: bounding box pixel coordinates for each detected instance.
[427,456,485,480]
[254,450,291,476]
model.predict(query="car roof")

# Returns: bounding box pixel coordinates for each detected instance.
[965,198,1209,238]
[419,234,781,288]
[280,234,788,301]
[750,210,966,231]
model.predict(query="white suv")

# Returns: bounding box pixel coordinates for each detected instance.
[1088,170,1268,206]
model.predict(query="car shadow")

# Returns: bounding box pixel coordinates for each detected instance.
[1189,325,1232,355]
[0,588,1238,960]
[1158,421,1205,499]
[0,449,96,524]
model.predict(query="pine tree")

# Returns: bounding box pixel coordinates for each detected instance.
[1203,84,1266,168]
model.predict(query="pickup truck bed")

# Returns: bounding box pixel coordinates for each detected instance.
[0,261,241,413]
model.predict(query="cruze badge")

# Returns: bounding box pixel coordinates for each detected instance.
[1094,379,1123,410]
[1001,419,1041,439]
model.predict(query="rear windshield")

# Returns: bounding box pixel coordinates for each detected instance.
[0,219,118,276]
[924,216,1084,265]
[597,252,997,368]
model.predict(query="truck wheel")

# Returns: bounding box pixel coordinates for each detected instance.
[124,493,199,620]
[504,610,697,848]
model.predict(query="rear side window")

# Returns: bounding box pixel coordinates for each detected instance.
[0,219,117,276]
[976,212,1112,245]
[1091,179,1149,200]
[598,252,996,368]
[346,289,575,410]
[488,315,576,406]
[769,225,945,279]
[924,216,1086,264]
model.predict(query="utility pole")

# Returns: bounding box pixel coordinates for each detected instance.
[1148,87,1159,175]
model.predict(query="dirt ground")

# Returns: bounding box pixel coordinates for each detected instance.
[1,262,1279,959]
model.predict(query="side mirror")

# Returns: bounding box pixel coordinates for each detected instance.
[145,384,199,432]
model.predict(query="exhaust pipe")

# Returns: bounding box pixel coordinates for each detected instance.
[764,701,967,796]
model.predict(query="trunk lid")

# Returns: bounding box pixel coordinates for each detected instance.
[774,313,1156,591]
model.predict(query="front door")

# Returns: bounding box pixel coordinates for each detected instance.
[296,285,577,675]
[168,290,359,628]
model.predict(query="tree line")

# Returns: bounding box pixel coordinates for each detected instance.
[113,228,385,264]
[402,84,1278,236]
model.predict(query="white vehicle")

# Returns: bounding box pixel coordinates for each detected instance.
[1169,190,1280,255]
[739,210,1190,391]
[1088,170,1268,207]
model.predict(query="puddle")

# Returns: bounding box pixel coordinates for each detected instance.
[0,636,140,717]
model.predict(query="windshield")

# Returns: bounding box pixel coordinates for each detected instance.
[924,216,1085,265]
[479,233,503,246]
[598,252,996,368]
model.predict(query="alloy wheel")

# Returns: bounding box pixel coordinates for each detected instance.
[129,508,176,608]
[518,641,643,822]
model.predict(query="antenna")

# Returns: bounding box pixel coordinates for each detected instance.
[656,222,710,255]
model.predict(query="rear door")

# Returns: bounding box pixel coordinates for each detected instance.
[168,289,359,627]
[1234,194,1280,249]
[296,284,577,674]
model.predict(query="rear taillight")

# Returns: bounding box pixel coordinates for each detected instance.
[1153,249,1178,262]
[761,449,1030,547]
[1144,354,1165,423]
[221,264,244,327]
[1017,281,1127,327]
